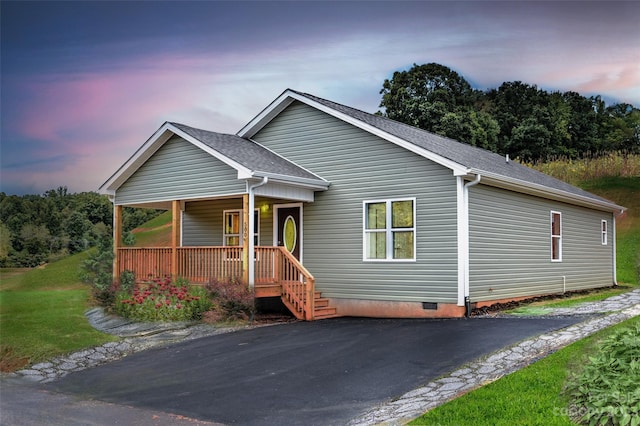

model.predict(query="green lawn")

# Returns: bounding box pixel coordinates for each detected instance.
[410,316,640,426]
[0,251,116,371]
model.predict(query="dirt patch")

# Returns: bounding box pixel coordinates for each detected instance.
[131,223,172,233]
[251,313,298,325]
[470,285,628,316]
[0,268,32,281]
[0,346,29,373]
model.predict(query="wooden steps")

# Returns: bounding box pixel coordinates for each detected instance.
[256,286,339,320]
[313,292,339,320]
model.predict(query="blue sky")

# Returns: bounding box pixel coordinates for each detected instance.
[1,1,639,195]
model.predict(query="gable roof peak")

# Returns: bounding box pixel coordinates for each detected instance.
[239,89,624,213]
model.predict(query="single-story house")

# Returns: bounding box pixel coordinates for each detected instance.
[99,89,625,320]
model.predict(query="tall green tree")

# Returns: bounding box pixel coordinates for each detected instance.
[379,63,478,132]
[379,63,638,160]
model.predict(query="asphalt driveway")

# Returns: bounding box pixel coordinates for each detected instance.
[40,316,581,425]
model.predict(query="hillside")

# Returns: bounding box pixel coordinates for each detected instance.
[578,177,639,285]
[130,211,172,247]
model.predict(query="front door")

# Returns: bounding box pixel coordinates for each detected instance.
[276,206,301,260]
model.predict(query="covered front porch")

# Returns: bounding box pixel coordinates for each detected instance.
[111,194,337,321]
[100,121,335,320]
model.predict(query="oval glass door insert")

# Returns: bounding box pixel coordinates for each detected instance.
[283,215,297,253]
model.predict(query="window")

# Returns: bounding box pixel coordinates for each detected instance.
[551,211,562,262]
[223,210,259,246]
[224,211,241,246]
[601,220,608,245]
[364,198,415,261]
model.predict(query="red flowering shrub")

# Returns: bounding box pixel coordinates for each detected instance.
[115,276,211,322]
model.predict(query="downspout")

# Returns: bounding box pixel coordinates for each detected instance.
[613,212,620,285]
[247,177,269,287]
[463,174,481,317]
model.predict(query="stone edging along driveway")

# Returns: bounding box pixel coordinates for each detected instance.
[8,289,640,425]
[349,292,640,425]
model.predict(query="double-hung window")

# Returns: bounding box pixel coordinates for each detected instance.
[601,220,608,245]
[551,211,562,262]
[364,198,416,261]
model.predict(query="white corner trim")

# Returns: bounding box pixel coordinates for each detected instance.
[456,176,467,306]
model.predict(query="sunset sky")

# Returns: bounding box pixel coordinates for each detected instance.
[2,1,639,195]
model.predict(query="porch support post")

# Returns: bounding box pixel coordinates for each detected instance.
[113,204,123,281]
[242,194,250,285]
[245,177,268,288]
[171,200,181,279]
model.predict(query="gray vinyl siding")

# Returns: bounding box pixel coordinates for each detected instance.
[253,101,459,303]
[116,136,245,205]
[183,197,275,247]
[469,185,614,302]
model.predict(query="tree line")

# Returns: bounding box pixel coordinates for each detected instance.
[0,187,160,267]
[379,63,639,161]
[3,65,637,267]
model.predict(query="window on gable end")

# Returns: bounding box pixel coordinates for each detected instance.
[601,220,607,245]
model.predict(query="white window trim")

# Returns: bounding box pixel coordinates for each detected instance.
[551,210,562,262]
[601,219,608,245]
[223,209,259,246]
[363,197,416,262]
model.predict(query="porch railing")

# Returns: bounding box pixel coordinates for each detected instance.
[116,246,315,320]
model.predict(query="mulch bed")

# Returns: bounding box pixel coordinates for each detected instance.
[470,285,626,316]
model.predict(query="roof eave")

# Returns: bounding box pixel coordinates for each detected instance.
[237,90,297,137]
[472,170,626,213]
[99,122,175,194]
[238,89,468,177]
[99,122,253,194]
[250,171,330,190]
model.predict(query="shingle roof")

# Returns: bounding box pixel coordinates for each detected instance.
[290,90,622,210]
[170,122,324,183]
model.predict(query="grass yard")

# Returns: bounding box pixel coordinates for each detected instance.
[410,316,640,426]
[0,251,116,372]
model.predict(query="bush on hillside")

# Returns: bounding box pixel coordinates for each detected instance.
[79,225,114,304]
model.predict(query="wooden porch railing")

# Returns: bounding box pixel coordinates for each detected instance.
[116,246,315,320]
[266,247,315,321]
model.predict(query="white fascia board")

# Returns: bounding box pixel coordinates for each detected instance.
[247,137,329,183]
[99,122,253,194]
[251,171,330,190]
[170,124,253,177]
[301,98,469,176]
[99,122,175,194]
[473,169,626,213]
[238,90,468,176]
[237,90,296,137]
